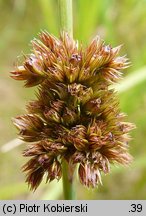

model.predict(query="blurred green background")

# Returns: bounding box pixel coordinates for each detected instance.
[0,0,146,200]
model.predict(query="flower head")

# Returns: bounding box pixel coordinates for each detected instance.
[11,31,135,190]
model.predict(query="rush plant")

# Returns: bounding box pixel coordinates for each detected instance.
[11,0,135,199]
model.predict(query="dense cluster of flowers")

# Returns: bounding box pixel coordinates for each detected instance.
[11,31,135,190]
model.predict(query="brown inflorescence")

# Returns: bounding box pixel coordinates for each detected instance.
[11,31,135,190]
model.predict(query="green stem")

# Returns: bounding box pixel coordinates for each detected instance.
[59,0,74,200]
[59,0,73,37]
[62,160,75,200]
